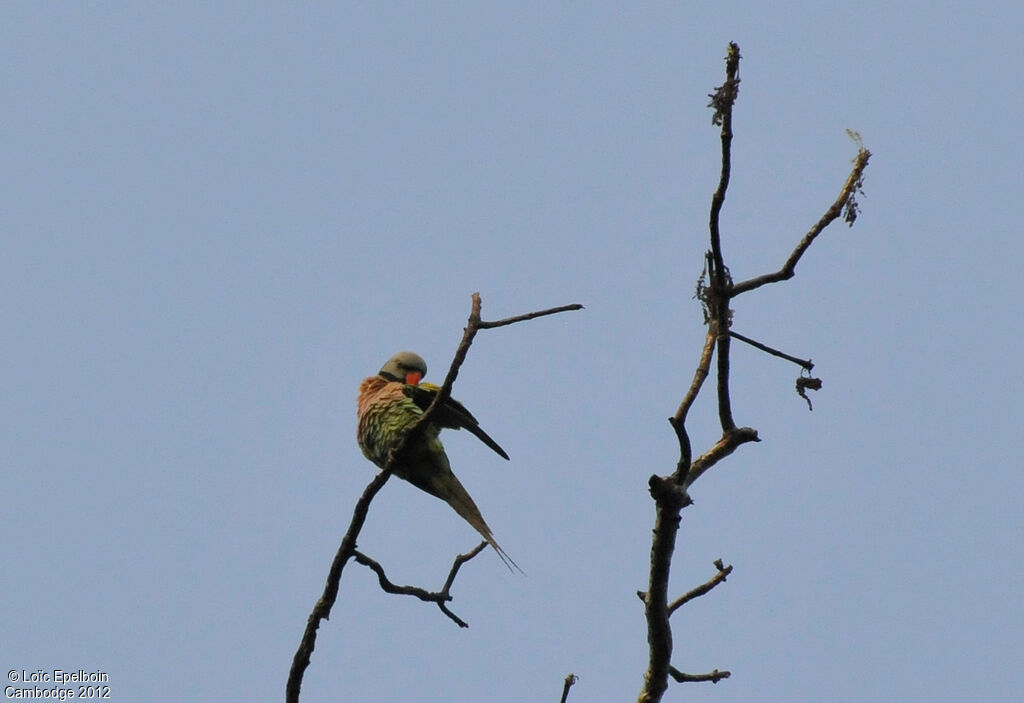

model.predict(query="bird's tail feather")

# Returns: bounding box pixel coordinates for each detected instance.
[431,472,523,574]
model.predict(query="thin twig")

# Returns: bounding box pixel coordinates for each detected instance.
[354,550,451,600]
[429,293,484,416]
[731,145,871,297]
[729,331,813,371]
[438,541,489,626]
[674,330,717,427]
[668,330,716,481]
[668,559,733,616]
[478,303,584,329]
[442,541,488,593]
[668,667,731,684]
[353,542,488,629]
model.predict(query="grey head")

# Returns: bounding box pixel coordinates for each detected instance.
[379,351,427,384]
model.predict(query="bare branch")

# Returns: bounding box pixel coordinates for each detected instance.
[705,42,743,436]
[353,550,450,600]
[729,331,814,371]
[353,542,488,629]
[427,293,485,415]
[730,330,819,411]
[640,480,685,703]
[668,667,731,684]
[478,303,584,329]
[558,674,579,703]
[441,541,488,593]
[683,427,760,491]
[433,543,491,626]
[286,468,393,703]
[731,143,872,297]
[674,330,717,427]
[667,329,716,482]
[639,45,745,703]
[668,559,733,616]
[429,295,582,411]
[670,330,716,481]
[707,41,742,282]
[640,41,867,703]
[713,317,737,433]
[287,293,581,703]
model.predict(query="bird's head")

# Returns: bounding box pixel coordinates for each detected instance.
[379,351,427,385]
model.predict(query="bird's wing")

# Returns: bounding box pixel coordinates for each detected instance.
[403,382,510,460]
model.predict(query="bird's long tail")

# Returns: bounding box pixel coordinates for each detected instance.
[429,471,523,574]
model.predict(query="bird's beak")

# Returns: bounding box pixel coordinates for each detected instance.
[405,371,422,385]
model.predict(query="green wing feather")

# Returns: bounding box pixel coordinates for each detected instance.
[403,383,510,460]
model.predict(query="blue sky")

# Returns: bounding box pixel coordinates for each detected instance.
[3,3,1022,702]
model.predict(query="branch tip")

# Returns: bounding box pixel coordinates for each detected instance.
[559,673,579,703]
[668,560,734,616]
[669,667,732,684]
[730,331,813,371]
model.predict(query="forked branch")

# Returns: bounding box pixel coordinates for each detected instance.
[638,41,869,703]
[353,542,488,628]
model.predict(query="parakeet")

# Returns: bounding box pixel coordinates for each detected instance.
[357,351,520,572]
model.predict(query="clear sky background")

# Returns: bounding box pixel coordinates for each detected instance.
[3,3,1022,702]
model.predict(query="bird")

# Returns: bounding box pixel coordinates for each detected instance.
[357,351,520,572]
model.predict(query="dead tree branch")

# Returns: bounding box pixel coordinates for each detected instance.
[353,541,488,629]
[669,330,717,480]
[639,44,744,703]
[706,41,743,436]
[478,303,584,329]
[558,673,579,703]
[286,293,581,703]
[638,41,870,703]
[636,558,733,614]
[684,427,760,490]
[668,667,731,684]
[667,559,733,616]
[730,138,871,297]
[286,467,393,703]
[729,331,813,372]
